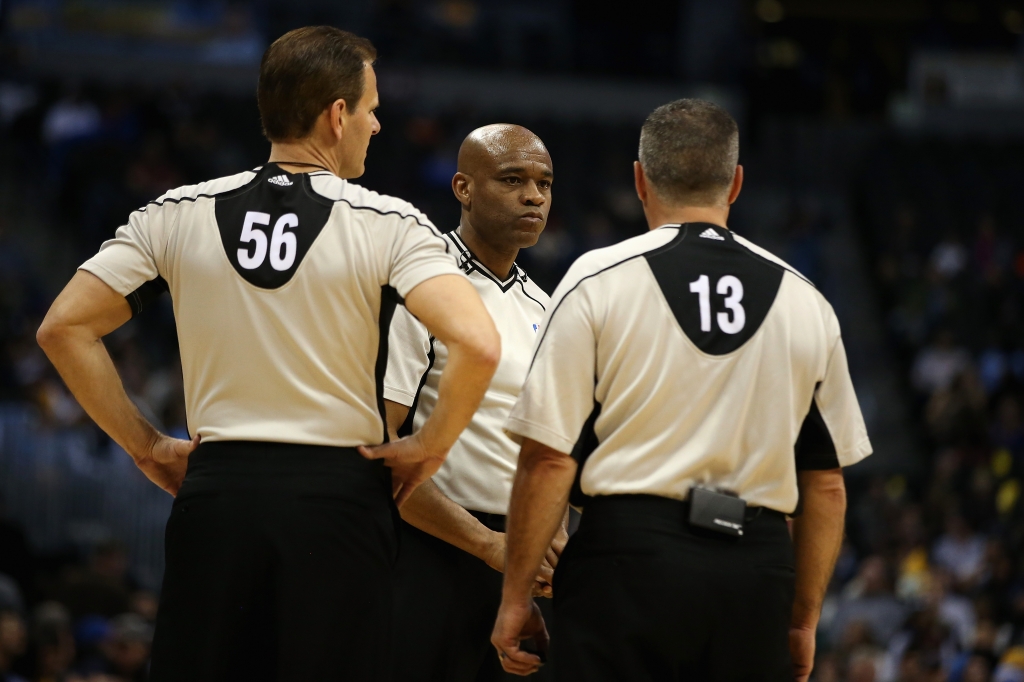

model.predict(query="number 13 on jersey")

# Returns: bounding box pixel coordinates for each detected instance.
[689,274,745,334]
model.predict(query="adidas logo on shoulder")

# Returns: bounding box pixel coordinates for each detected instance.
[698,227,725,240]
[268,174,293,187]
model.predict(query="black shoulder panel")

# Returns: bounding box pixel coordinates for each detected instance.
[569,401,602,508]
[644,224,785,355]
[214,164,333,290]
[794,387,840,471]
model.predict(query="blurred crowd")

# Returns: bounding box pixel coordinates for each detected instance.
[0,522,156,682]
[802,140,1024,682]
[5,73,1024,682]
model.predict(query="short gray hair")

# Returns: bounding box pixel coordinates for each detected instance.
[638,99,739,206]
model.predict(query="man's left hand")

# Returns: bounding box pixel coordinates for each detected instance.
[491,598,548,676]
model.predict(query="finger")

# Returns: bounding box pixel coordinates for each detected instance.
[536,562,553,584]
[503,646,543,668]
[394,475,421,507]
[357,444,385,461]
[189,434,201,451]
[497,648,541,676]
[545,546,559,570]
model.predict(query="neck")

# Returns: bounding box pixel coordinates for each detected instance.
[644,204,730,231]
[268,140,339,176]
[458,216,518,280]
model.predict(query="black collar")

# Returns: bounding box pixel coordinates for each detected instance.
[447,229,526,292]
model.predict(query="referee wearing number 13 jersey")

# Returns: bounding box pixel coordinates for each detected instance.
[493,99,871,681]
[36,27,500,682]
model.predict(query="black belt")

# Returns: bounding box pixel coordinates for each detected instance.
[467,509,506,533]
[583,494,786,524]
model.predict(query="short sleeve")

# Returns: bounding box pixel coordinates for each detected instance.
[387,216,462,298]
[79,208,163,305]
[797,334,872,469]
[384,305,433,408]
[505,285,598,454]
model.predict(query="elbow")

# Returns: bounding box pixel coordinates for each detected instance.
[799,468,847,510]
[36,314,65,356]
[471,326,502,375]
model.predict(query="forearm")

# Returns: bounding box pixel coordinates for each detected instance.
[503,439,576,604]
[790,469,847,629]
[40,328,158,460]
[37,271,156,461]
[417,339,497,454]
[401,479,499,562]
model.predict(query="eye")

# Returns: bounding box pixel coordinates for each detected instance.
[539,181,552,189]
[503,177,522,185]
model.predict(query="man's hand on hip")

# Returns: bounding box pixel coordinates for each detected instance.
[491,597,548,676]
[358,433,447,507]
[134,434,200,496]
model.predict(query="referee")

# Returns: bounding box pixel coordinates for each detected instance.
[491,99,872,681]
[384,124,564,681]
[36,27,500,682]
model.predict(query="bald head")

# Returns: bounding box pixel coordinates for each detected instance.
[452,123,553,257]
[457,124,550,175]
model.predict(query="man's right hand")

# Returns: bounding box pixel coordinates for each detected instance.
[789,625,815,682]
[358,433,448,507]
[133,434,200,496]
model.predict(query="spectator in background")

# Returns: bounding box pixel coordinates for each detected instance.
[28,603,75,682]
[75,614,151,682]
[933,514,987,589]
[830,556,910,649]
[0,610,27,682]
[54,543,135,621]
[913,329,971,396]
[930,231,968,281]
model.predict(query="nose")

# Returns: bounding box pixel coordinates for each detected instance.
[522,180,545,206]
[371,113,381,136]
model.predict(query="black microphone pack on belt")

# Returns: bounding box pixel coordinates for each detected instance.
[688,486,748,537]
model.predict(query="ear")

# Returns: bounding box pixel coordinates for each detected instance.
[452,172,472,210]
[727,165,743,205]
[634,161,649,205]
[328,99,347,141]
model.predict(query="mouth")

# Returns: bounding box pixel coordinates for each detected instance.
[519,212,544,224]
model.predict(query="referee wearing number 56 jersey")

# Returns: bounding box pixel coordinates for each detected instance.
[36,27,500,682]
[492,99,871,682]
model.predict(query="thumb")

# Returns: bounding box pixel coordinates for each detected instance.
[357,444,386,461]
[188,434,201,452]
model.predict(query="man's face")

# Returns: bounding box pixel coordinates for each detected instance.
[337,64,380,178]
[468,146,552,250]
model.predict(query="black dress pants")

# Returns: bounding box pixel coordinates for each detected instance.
[149,441,399,682]
[552,495,795,682]
[391,515,557,682]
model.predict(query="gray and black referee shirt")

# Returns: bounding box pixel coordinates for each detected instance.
[80,163,462,448]
[505,223,872,514]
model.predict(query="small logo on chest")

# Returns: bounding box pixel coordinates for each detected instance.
[532,324,539,333]
[268,175,293,187]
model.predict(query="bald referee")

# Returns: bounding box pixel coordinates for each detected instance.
[385,124,564,682]
[36,27,499,682]
[492,99,871,681]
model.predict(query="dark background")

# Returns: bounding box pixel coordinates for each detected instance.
[2,1,1024,681]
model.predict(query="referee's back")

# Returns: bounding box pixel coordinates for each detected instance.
[84,164,453,447]
[38,27,500,682]
[498,99,869,682]
[510,220,869,513]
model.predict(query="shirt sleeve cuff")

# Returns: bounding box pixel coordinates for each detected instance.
[837,437,873,468]
[383,386,416,407]
[78,262,134,297]
[503,417,575,455]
